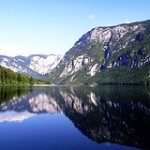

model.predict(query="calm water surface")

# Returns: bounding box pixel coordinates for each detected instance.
[0,85,149,150]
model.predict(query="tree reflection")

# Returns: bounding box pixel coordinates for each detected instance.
[0,86,31,104]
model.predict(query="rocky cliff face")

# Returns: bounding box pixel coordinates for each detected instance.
[50,20,150,84]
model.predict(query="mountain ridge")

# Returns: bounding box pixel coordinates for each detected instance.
[49,19,150,84]
[0,54,61,78]
[0,19,150,84]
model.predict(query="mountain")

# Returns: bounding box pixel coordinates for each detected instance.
[49,20,150,84]
[0,54,61,78]
[0,20,149,84]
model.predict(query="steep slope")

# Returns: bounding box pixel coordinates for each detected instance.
[50,20,150,84]
[0,54,61,78]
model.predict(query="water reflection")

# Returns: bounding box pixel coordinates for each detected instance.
[0,86,31,104]
[0,111,35,122]
[0,85,150,149]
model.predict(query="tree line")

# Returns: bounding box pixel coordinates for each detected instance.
[0,65,51,85]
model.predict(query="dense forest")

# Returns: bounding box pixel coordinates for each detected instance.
[0,65,51,85]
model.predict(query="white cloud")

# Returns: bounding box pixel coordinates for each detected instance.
[89,14,95,20]
[125,20,131,24]
[104,24,112,27]
[0,45,30,56]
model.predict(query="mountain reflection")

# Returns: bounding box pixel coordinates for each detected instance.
[0,111,35,122]
[0,85,150,149]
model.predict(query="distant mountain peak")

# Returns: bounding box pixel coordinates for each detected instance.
[0,54,61,78]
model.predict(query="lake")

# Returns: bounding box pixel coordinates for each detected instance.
[0,85,149,150]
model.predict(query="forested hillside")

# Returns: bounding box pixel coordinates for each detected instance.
[0,66,51,85]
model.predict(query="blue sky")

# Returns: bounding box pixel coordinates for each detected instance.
[0,0,150,56]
